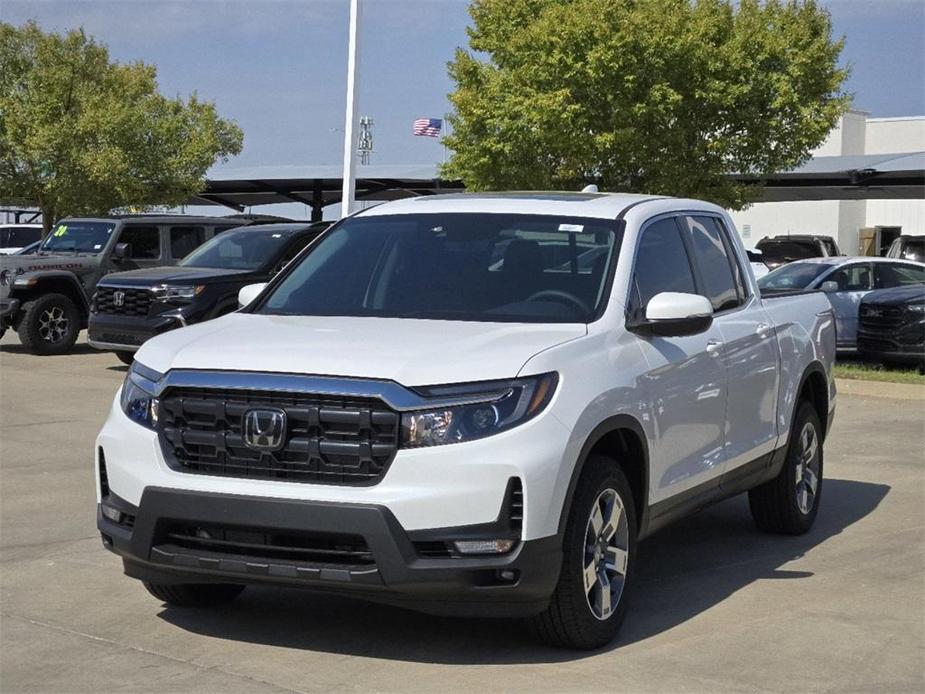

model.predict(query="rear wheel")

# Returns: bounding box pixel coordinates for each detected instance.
[529,456,636,649]
[18,293,80,355]
[748,401,823,534]
[143,582,245,607]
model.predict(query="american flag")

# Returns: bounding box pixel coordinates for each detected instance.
[413,118,442,137]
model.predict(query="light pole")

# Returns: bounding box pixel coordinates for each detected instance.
[341,0,360,217]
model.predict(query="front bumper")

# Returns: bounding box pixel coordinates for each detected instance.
[0,298,20,328]
[98,486,561,617]
[88,311,187,352]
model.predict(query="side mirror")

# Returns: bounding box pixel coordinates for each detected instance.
[629,292,714,337]
[113,242,130,260]
[819,281,839,293]
[238,282,267,308]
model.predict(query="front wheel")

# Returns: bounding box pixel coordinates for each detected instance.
[17,293,81,355]
[115,351,134,366]
[529,456,637,649]
[143,582,245,607]
[748,401,823,534]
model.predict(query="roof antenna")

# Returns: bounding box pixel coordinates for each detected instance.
[581,184,599,193]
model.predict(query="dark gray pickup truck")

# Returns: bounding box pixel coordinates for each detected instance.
[0,215,262,355]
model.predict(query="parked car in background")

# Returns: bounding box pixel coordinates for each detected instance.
[89,222,328,364]
[885,235,925,262]
[746,249,770,279]
[857,284,925,371]
[0,224,43,255]
[97,193,837,650]
[758,257,925,351]
[0,215,269,354]
[755,234,841,270]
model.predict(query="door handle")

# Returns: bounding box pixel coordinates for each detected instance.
[706,339,724,356]
[756,322,772,338]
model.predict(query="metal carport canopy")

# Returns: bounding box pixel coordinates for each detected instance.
[744,151,925,202]
[193,152,925,215]
[192,164,462,219]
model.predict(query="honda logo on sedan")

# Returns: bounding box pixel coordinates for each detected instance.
[112,290,125,307]
[243,408,287,452]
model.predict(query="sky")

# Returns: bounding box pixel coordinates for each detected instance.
[2,0,923,210]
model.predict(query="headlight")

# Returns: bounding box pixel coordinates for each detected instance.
[401,372,558,448]
[152,284,204,303]
[905,303,924,313]
[120,363,161,429]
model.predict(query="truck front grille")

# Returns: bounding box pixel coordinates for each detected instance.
[158,387,400,485]
[95,286,153,316]
[859,305,905,334]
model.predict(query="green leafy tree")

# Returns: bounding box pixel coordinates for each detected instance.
[0,21,243,233]
[444,0,849,208]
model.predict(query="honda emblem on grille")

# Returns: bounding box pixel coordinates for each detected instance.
[112,290,125,307]
[243,408,287,452]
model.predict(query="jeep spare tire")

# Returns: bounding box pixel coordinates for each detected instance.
[18,293,80,355]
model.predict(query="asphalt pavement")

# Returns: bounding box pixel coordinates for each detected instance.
[1,332,923,693]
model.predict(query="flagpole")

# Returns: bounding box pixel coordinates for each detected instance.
[442,112,450,166]
[341,0,360,217]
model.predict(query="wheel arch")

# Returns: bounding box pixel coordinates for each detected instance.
[557,414,650,540]
[797,361,830,442]
[12,272,90,316]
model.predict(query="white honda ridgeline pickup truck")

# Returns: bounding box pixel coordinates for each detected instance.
[97,192,836,649]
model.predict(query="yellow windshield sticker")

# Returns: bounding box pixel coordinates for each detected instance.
[54,225,68,237]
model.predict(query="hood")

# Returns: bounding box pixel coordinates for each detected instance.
[100,266,256,287]
[0,252,97,275]
[861,284,925,307]
[135,313,587,386]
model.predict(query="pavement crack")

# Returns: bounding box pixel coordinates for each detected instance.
[1,612,306,694]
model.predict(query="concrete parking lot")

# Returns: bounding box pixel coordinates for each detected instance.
[1,332,923,693]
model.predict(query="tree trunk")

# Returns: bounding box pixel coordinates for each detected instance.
[41,206,55,237]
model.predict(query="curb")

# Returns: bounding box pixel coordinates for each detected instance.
[835,377,925,401]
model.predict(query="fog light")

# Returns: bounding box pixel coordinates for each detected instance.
[453,539,515,555]
[101,503,122,524]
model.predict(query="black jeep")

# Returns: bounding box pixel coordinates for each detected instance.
[88,222,328,364]
[0,215,277,355]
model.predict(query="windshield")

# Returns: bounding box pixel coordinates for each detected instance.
[900,238,924,261]
[257,213,620,323]
[40,221,116,254]
[180,227,297,270]
[755,239,820,262]
[758,262,831,290]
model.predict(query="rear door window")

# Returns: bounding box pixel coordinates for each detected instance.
[633,218,697,307]
[874,263,925,288]
[683,216,741,312]
[119,225,161,259]
[170,226,206,259]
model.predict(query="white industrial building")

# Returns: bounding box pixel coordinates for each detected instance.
[729,112,925,254]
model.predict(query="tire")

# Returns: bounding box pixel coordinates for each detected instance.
[17,293,81,355]
[529,456,637,649]
[748,401,823,535]
[115,351,134,366]
[143,582,245,607]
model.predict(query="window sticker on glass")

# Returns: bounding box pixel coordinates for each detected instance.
[272,234,282,238]
[54,225,68,237]
[93,244,102,250]
[558,223,584,233]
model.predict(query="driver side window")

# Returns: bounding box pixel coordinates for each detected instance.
[633,218,697,309]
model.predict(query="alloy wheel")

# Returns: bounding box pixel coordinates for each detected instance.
[795,421,820,514]
[38,306,69,344]
[583,487,629,620]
